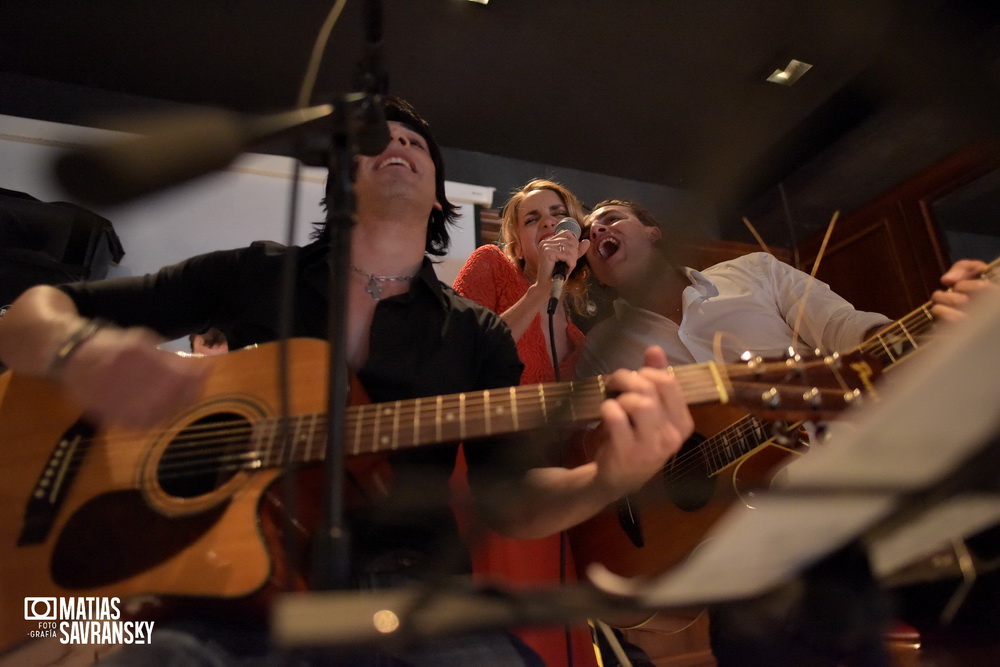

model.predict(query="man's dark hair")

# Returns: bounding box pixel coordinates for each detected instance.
[591,199,661,230]
[188,327,227,351]
[590,198,678,261]
[385,96,457,256]
[314,96,458,256]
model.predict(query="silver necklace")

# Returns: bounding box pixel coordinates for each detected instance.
[350,264,417,300]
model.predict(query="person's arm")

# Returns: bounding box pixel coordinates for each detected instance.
[931,258,996,323]
[761,254,890,350]
[454,245,542,342]
[494,231,590,343]
[454,244,554,342]
[496,281,551,342]
[479,346,693,539]
[0,284,209,429]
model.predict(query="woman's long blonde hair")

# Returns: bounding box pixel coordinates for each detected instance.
[498,178,591,314]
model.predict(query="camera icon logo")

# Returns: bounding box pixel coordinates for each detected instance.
[24,597,57,621]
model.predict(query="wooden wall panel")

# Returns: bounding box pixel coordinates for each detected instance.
[797,144,999,319]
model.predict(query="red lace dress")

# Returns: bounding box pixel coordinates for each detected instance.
[453,243,584,384]
[451,243,596,667]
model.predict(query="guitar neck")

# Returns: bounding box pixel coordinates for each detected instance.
[856,257,1000,370]
[250,362,733,467]
[671,258,1000,477]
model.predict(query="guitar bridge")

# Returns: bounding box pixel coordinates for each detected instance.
[18,421,94,545]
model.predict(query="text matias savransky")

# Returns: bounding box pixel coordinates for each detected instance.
[24,596,155,645]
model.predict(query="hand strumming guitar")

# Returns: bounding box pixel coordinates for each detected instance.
[0,284,209,429]
[485,345,693,540]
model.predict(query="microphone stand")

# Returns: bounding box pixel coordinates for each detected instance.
[49,0,390,598]
[311,0,390,591]
[310,98,356,591]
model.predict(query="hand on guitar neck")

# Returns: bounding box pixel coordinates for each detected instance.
[931,258,998,323]
[580,346,695,499]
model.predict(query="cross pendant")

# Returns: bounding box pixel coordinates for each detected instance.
[365,276,383,300]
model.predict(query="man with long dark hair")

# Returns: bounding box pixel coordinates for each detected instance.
[0,99,693,665]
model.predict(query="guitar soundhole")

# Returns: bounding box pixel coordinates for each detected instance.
[158,412,254,498]
[662,432,714,512]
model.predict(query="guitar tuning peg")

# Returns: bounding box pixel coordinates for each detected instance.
[741,351,765,375]
[761,387,781,409]
[809,421,831,443]
[784,347,803,372]
[802,386,822,409]
[771,421,794,445]
[843,388,863,407]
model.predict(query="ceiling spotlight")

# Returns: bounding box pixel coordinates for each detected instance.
[468,0,489,4]
[767,59,812,86]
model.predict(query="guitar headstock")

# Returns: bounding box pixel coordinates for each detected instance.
[725,349,883,421]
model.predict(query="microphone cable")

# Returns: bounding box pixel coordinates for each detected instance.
[547,307,575,667]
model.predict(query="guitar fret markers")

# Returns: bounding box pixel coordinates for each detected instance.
[391,401,401,451]
[538,385,547,423]
[459,393,467,441]
[307,413,318,461]
[509,386,519,432]
[353,406,363,456]
[435,395,443,444]
[875,334,896,363]
[483,390,491,436]
[897,321,918,350]
[413,397,422,450]
[372,405,382,453]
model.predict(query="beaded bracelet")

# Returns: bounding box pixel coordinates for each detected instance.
[48,319,104,377]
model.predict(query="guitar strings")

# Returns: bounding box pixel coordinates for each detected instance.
[51,381,609,482]
[58,408,779,487]
[49,357,841,486]
[137,306,986,486]
[44,360,740,484]
[36,261,1000,493]
[44,302,959,486]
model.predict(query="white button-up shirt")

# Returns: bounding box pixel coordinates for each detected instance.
[578,252,890,375]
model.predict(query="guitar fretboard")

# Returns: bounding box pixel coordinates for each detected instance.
[858,258,999,370]
[239,362,734,470]
[663,258,1000,480]
[704,414,772,475]
[252,378,610,467]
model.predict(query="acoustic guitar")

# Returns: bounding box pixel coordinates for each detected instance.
[568,258,1000,595]
[0,337,874,652]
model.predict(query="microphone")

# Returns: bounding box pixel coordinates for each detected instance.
[351,0,390,157]
[547,216,582,315]
[53,104,333,206]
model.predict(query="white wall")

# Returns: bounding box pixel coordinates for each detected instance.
[0,114,490,346]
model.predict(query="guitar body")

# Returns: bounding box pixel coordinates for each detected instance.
[569,403,801,584]
[0,339,332,652]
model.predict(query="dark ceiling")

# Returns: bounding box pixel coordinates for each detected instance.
[2,0,999,246]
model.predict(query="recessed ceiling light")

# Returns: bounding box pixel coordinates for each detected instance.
[767,59,812,86]
[468,0,489,5]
